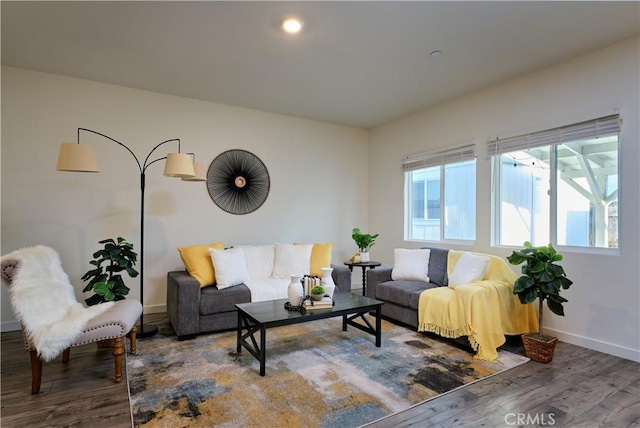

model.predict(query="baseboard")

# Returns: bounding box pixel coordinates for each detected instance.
[143,303,167,315]
[544,327,640,362]
[1,320,21,332]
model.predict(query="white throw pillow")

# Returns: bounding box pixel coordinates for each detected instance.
[209,247,250,289]
[271,243,312,279]
[237,245,275,279]
[391,248,431,281]
[448,252,490,288]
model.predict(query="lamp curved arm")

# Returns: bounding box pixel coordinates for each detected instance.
[145,152,197,171]
[78,128,142,173]
[142,138,182,174]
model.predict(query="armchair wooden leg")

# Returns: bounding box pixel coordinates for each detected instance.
[62,348,70,363]
[112,337,124,383]
[129,325,138,355]
[29,350,42,395]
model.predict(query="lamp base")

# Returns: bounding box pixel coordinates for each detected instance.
[136,323,158,339]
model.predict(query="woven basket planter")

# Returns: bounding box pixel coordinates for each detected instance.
[522,334,558,363]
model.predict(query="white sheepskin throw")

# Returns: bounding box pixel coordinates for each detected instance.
[1,245,114,362]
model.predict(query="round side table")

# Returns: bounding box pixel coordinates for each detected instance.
[344,261,381,296]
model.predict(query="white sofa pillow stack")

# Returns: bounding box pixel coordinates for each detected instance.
[208,243,314,302]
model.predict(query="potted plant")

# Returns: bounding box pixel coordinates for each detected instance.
[507,241,573,363]
[351,228,379,262]
[82,237,139,306]
[310,285,326,301]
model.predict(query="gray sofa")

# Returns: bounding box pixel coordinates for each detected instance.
[365,247,450,329]
[167,265,352,340]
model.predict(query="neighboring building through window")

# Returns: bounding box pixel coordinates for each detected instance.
[489,115,620,249]
[403,145,476,241]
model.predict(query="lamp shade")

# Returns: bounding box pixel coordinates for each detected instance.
[56,143,100,172]
[182,161,206,181]
[163,153,195,178]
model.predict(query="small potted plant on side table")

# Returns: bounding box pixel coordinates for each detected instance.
[351,228,379,263]
[507,241,573,363]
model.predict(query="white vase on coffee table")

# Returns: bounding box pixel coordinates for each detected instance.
[320,267,336,298]
[288,274,303,306]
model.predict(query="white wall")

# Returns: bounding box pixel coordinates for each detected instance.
[1,67,369,329]
[369,36,640,362]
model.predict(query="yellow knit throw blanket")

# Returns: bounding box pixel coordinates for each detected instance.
[418,250,538,362]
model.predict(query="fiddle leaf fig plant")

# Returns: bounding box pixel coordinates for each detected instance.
[351,228,379,252]
[507,241,573,337]
[82,237,138,306]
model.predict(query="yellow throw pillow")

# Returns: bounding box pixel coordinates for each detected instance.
[296,242,334,277]
[177,242,224,287]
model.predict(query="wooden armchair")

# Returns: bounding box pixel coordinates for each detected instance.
[1,256,142,394]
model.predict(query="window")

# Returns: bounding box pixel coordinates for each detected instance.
[404,145,476,241]
[489,115,620,249]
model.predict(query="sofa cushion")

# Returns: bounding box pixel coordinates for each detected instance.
[271,243,312,279]
[200,284,251,315]
[449,252,489,288]
[209,247,250,289]
[375,280,438,308]
[392,248,430,281]
[237,245,275,279]
[244,278,289,302]
[296,242,334,277]
[177,242,224,287]
[421,247,449,286]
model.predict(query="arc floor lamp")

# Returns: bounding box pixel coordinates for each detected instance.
[56,128,206,338]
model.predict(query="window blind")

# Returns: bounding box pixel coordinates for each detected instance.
[402,144,476,172]
[487,114,621,157]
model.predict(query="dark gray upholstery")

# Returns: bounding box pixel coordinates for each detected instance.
[366,247,472,348]
[421,246,449,286]
[200,284,251,315]
[167,264,352,340]
[366,246,449,329]
[375,280,439,308]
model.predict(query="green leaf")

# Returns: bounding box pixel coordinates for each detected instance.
[84,294,105,306]
[518,286,539,304]
[559,277,573,289]
[540,282,559,296]
[547,294,568,303]
[547,299,565,316]
[513,276,534,294]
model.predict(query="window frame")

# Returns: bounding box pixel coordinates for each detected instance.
[403,144,477,243]
[489,115,621,254]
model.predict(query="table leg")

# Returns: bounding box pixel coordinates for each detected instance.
[361,267,367,296]
[236,310,242,353]
[259,325,266,376]
[342,314,348,331]
[375,305,382,347]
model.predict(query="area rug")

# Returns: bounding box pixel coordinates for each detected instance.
[127,318,528,428]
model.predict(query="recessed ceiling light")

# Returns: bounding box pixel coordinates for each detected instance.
[281,17,303,34]
[430,50,442,57]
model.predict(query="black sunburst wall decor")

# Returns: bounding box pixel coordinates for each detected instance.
[206,149,270,215]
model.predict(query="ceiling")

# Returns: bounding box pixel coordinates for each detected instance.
[2,1,639,129]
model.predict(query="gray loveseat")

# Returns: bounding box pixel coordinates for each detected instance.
[167,265,352,340]
[365,247,450,329]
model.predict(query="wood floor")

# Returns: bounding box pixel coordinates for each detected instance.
[2,312,638,428]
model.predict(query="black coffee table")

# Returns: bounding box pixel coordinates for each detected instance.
[236,293,384,376]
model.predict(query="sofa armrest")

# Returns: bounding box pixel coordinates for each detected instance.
[366,266,393,299]
[331,264,352,294]
[167,271,201,339]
